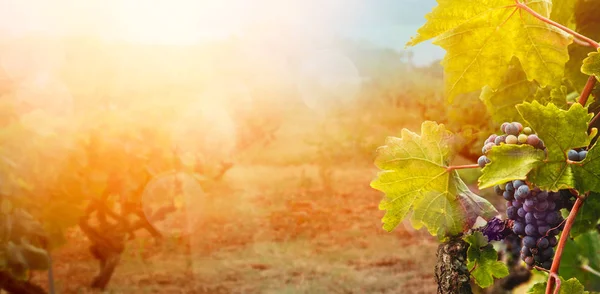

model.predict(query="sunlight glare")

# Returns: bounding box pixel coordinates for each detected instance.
[297,49,361,112]
[171,100,237,163]
[141,171,205,236]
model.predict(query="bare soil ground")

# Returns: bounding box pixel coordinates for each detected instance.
[31,164,441,293]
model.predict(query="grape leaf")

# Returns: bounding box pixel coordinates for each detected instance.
[527,278,587,294]
[581,49,600,81]
[516,101,593,191]
[480,59,537,124]
[371,121,497,237]
[464,231,509,288]
[561,231,600,290]
[407,0,572,100]
[565,0,600,90]
[550,0,576,29]
[479,144,545,189]
[568,193,600,238]
[534,85,569,110]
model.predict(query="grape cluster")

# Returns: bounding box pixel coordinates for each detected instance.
[478,122,573,270]
[478,122,545,168]
[495,181,565,269]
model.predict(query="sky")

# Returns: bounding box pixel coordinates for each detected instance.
[0,0,444,65]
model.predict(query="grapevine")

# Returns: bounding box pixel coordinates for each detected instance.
[372,0,600,293]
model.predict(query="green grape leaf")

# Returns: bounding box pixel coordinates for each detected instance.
[479,144,545,189]
[527,278,587,294]
[565,0,600,90]
[569,193,600,238]
[561,231,600,290]
[464,231,509,288]
[581,49,600,81]
[574,142,600,193]
[517,101,593,191]
[480,59,537,124]
[534,86,569,110]
[407,0,572,100]
[372,121,497,237]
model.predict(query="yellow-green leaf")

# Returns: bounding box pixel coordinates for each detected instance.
[581,49,600,81]
[408,0,572,100]
[516,101,593,191]
[479,144,545,189]
[480,59,537,124]
[371,121,497,237]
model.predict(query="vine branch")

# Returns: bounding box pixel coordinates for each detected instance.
[446,164,480,171]
[579,76,597,107]
[515,1,600,49]
[545,196,585,294]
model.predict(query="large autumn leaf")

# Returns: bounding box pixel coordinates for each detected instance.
[371,121,497,237]
[407,0,572,100]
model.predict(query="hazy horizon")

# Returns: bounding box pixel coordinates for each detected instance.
[0,0,444,66]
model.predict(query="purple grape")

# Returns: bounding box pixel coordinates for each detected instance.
[545,212,560,225]
[525,256,535,266]
[503,191,514,201]
[486,134,498,144]
[523,236,536,248]
[495,135,506,145]
[538,225,550,236]
[505,182,514,192]
[579,150,588,161]
[542,260,552,270]
[525,199,535,207]
[526,134,540,146]
[534,211,547,220]
[537,237,549,249]
[505,123,519,135]
[568,149,579,161]
[548,236,558,247]
[525,212,535,223]
[507,206,518,220]
[518,208,527,218]
[478,155,489,168]
[525,224,537,236]
[513,222,525,235]
[517,185,530,197]
[494,185,503,195]
[537,191,548,201]
[513,200,523,208]
[535,200,549,212]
